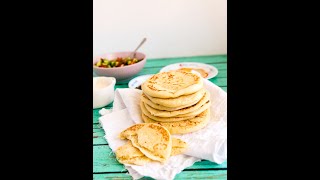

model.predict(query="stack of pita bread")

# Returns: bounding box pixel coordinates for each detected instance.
[140,70,211,134]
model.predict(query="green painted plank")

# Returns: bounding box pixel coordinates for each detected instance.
[93,124,101,129]
[93,127,108,145]
[93,128,104,133]
[93,145,125,172]
[221,86,227,92]
[133,63,227,78]
[144,61,227,70]
[144,55,227,68]
[191,160,227,170]
[114,84,129,88]
[209,77,227,87]
[93,145,227,173]
[93,173,130,180]
[93,170,227,180]
[93,111,101,124]
[149,54,226,62]
[93,109,102,124]
[93,129,108,145]
[93,109,102,120]
[171,170,227,180]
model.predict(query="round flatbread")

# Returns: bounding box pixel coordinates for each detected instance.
[115,137,187,166]
[119,123,172,163]
[141,71,203,98]
[115,141,152,166]
[141,101,196,122]
[144,88,206,108]
[142,109,211,134]
[141,93,201,111]
[144,91,210,117]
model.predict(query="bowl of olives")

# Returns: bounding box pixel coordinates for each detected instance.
[93,51,146,81]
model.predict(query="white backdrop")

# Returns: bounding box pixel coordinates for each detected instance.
[93,0,227,59]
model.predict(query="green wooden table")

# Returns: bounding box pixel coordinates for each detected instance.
[93,55,227,179]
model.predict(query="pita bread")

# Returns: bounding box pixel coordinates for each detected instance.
[142,109,211,134]
[141,101,196,122]
[141,71,203,98]
[115,138,187,166]
[141,93,200,111]
[115,141,152,166]
[144,91,210,117]
[144,88,206,108]
[119,123,172,163]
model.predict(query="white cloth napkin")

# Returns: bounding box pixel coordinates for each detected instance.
[98,79,227,180]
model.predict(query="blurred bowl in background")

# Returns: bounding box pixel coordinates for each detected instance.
[93,51,146,81]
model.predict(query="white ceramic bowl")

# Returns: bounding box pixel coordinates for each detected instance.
[93,77,116,109]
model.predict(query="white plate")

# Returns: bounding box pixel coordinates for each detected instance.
[128,74,154,89]
[159,62,218,79]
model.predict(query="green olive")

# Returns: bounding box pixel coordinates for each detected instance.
[127,60,132,65]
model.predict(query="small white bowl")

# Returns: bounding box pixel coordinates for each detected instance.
[93,77,116,109]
